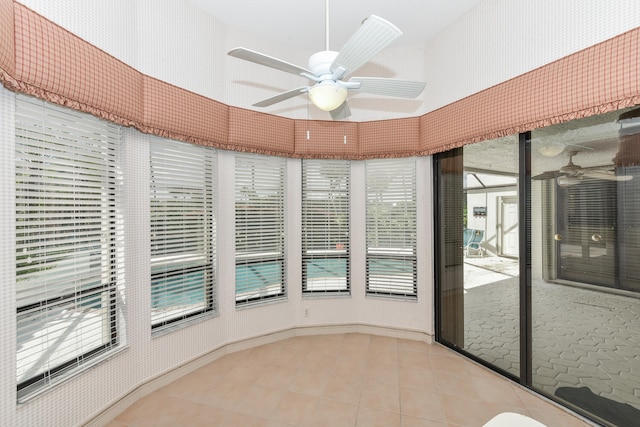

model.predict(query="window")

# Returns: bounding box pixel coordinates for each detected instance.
[235,153,286,304]
[150,138,216,329]
[365,157,417,297]
[15,95,123,399]
[302,159,350,294]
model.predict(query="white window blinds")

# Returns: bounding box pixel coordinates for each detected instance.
[235,153,286,304]
[150,137,216,329]
[302,159,350,293]
[15,94,123,399]
[365,157,417,298]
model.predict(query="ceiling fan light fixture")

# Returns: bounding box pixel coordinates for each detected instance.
[557,175,582,187]
[537,141,565,157]
[308,81,348,111]
[617,107,640,136]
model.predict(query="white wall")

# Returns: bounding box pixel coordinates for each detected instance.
[0,86,433,426]
[423,0,640,112]
[467,189,518,256]
[16,0,640,120]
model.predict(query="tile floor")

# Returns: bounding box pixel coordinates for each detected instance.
[107,333,592,427]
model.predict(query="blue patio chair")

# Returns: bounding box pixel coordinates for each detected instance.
[464,229,484,257]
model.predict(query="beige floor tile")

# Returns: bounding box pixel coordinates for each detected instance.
[399,365,439,393]
[274,347,308,369]
[338,341,371,361]
[281,335,315,352]
[200,377,253,410]
[399,388,445,422]
[398,338,430,354]
[234,384,284,418]
[360,380,401,413]
[199,352,249,376]
[401,415,449,427]
[470,374,526,407]
[357,407,402,427]
[306,334,344,353]
[440,394,504,426]
[430,354,470,375]
[364,360,399,386]
[302,398,359,427]
[116,392,199,427]
[247,343,285,365]
[224,361,264,385]
[511,385,580,417]
[187,403,235,426]
[434,371,479,399]
[108,334,593,427]
[216,410,258,427]
[343,332,372,347]
[303,349,338,373]
[268,390,319,425]
[256,364,297,389]
[370,335,398,347]
[332,352,368,378]
[288,368,331,396]
[323,373,363,405]
[463,360,501,380]
[368,339,399,365]
[425,343,457,356]
[157,369,214,400]
[399,349,431,369]
[252,418,291,427]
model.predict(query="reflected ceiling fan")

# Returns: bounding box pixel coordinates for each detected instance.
[532,150,633,187]
[227,0,426,120]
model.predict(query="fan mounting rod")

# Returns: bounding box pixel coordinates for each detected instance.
[325,0,330,51]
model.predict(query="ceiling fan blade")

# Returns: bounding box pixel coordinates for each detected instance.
[330,101,351,121]
[228,47,312,76]
[252,87,309,107]
[583,169,633,181]
[331,15,402,76]
[532,170,562,180]
[349,77,426,98]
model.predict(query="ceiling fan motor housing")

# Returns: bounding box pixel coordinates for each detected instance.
[309,50,339,79]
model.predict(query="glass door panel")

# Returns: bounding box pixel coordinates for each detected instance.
[531,108,640,426]
[437,135,521,377]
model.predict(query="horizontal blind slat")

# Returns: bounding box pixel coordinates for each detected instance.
[235,153,285,304]
[302,159,350,294]
[365,158,417,297]
[15,94,123,400]
[150,137,216,330]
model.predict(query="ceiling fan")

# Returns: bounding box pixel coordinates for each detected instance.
[227,1,426,120]
[532,151,633,186]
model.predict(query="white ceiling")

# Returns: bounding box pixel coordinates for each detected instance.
[189,0,483,51]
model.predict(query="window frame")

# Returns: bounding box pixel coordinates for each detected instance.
[365,157,418,298]
[149,137,217,330]
[15,94,123,400]
[301,159,351,295]
[234,153,286,305]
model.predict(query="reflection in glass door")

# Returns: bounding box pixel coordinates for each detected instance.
[437,107,640,426]
[556,176,617,287]
[436,135,521,377]
[531,108,640,426]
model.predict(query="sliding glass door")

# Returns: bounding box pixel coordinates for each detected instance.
[435,135,521,378]
[530,108,640,426]
[436,106,640,427]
